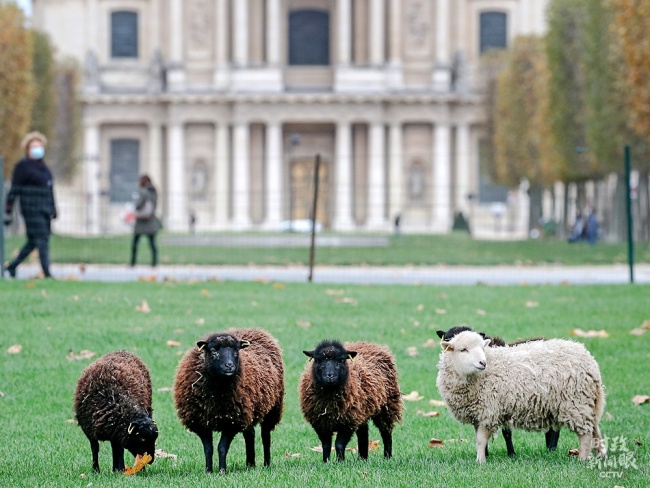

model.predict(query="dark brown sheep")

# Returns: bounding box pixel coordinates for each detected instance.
[299,340,402,462]
[73,351,158,473]
[173,328,284,473]
[435,326,559,456]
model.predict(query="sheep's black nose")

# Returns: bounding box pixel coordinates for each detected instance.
[479,361,486,368]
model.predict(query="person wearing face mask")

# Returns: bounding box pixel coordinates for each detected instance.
[3,132,57,278]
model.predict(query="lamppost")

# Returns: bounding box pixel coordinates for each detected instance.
[288,133,301,232]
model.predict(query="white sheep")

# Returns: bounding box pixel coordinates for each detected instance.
[436,331,606,463]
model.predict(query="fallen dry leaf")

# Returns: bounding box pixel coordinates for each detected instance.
[201,289,210,296]
[429,438,444,448]
[138,275,157,282]
[569,328,609,338]
[166,340,181,347]
[135,300,151,313]
[402,391,424,402]
[435,308,447,315]
[123,453,152,475]
[368,440,380,451]
[629,328,646,336]
[416,410,440,418]
[325,289,344,296]
[273,282,285,289]
[253,277,270,283]
[445,438,468,443]
[196,318,205,326]
[605,412,613,420]
[422,338,437,348]
[429,399,445,407]
[476,309,487,316]
[568,448,580,457]
[67,350,96,361]
[0,391,4,398]
[65,419,77,424]
[632,395,650,405]
[296,320,313,328]
[284,451,301,458]
[406,347,418,357]
[154,449,177,460]
[525,301,539,308]
[642,320,650,329]
[416,304,424,312]
[7,344,22,355]
[634,439,642,446]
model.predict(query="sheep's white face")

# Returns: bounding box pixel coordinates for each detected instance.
[441,331,490,376]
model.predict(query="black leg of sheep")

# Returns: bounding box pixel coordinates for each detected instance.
[217,430,238,473]
[110,440,126,472]
[260,422,273,466]
[198,431,214,473]
[243,427,256,467]
[546,429,560,451]
[316,428,333,462]
[334,428,355,461]
[502,428,516,457]
[357,423,369,459]
[90,439,100,473]
[378,426,393,459]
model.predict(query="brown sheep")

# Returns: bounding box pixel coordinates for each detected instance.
[73,351,158,473]
[300,339,402,462]
[173,328,284,473]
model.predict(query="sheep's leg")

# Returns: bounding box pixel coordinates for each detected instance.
[334,428,354,461]
[502,427,515,457]
[90,438,100,473]
[592,426,606,458]
[546,429,560,451]
[217,430,237,473]
[110,439,125,472]
[198,431,214,473]
[243,427,255,468]
[475,426,489,459]
[357,423,369,459]
[577,433,591,460]
[379,426,393,459]
[475,426,490,463]
[315,429,333,462]
[260,422,272,467]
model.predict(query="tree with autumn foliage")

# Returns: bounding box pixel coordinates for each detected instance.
[30,30,56,143]
[493,36,560,229]
[0,3,34,177]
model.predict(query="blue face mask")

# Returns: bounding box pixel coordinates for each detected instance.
[29,146,45,160]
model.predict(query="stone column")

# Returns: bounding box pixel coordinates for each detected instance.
[167,122,186,231]
[86,0,98,55]
[432,0,451,91]
[369,0,385,66]
[433,123,452,231]
[233,122,251,228]
[367,122,386,228]
[334,121,353,230]
[388,122,403,222]
[214,123,230,228]
[214,0,230,88]
[265,122,283,229]
[387,0,403,87]
[337,0,351,65]
[168,0,185,90]
[148,122,163,199]
[234,0,249,66]
[455,123,471,218]
[83,122,101,235]
[266,0,281,65]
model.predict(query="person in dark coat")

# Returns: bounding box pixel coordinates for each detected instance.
[130,174,162,267]
[4,132,57,278]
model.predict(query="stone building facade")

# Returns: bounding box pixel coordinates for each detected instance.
[32,0,549,235]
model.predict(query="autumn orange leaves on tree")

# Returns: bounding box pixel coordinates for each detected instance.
[612,0,650,140]
[0,3,35,177]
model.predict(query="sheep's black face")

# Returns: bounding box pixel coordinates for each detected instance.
[125,416,158,464]
[197,335,251,378]
[304,340,357,388]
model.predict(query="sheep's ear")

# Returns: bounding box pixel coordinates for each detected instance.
[240,340,251,349]
[436,330,447,339]
[347,351,358,360]
[483,339,491,348]
[197,341,207,351]
[441,341,453,352]
[303,350,314,360]
[478,332,488,340]
[128,423,136,435]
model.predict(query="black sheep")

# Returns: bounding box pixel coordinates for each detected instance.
[73,351,158,473]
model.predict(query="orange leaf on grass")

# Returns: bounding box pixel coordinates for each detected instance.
[123,453,152,475]
[135,300,151,313]
[567,448,580,457]
[7,344,22,354]
[429,438,444,448]
[632,395,650,405]
[166,340,181,347]
[569,328,609,338]
[402,391,424,402]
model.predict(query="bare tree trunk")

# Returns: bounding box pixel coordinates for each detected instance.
[562,182,570,240]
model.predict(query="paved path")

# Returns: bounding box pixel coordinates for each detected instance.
[5,263,649,285]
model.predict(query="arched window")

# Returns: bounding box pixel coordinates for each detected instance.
[289,9,330,65]
[110,139,140,202]
[111,11,139,58]
[479,12,507,54]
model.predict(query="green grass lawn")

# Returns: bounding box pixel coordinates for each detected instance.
[4,231,650,266]
[1,280,648,487]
